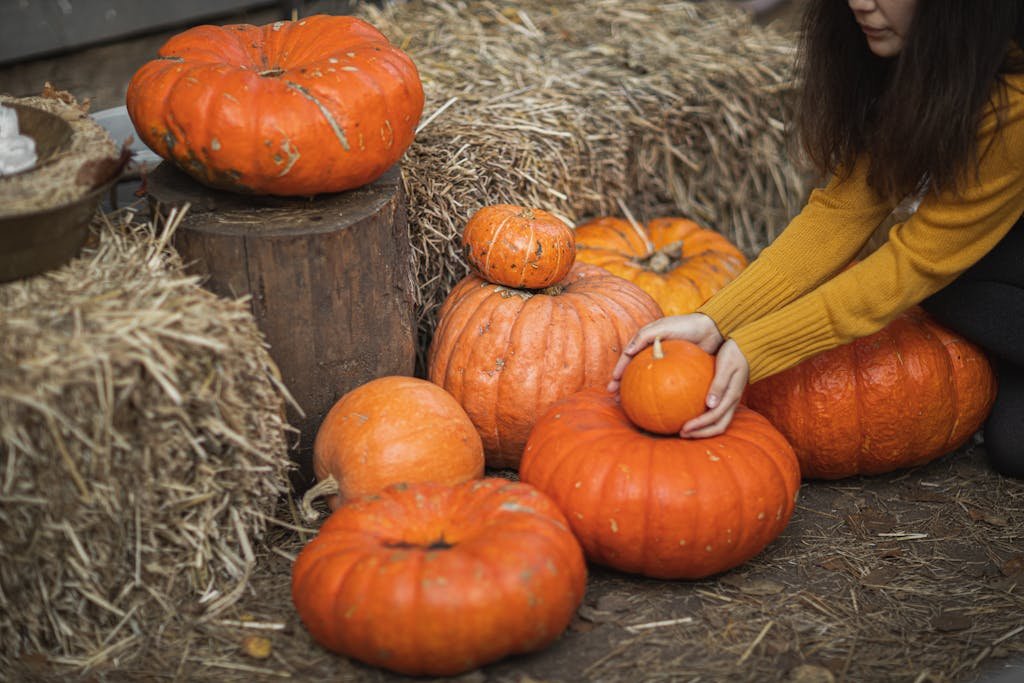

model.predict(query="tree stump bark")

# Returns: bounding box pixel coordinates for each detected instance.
[147,162,416,483]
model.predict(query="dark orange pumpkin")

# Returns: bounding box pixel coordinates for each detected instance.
[745,307,997,479]
[461,204,575,289]
[574,216,747,316]
[305,376,483,516]
[291,478,587,676]
[619,338,716,434]
[520,389,801,579]
[428,262,662,468]
[126,15,424,196]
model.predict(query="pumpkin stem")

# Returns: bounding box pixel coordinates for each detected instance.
[653,337,664,359]
[631,240,683,274]
[300,475,340,522]
[539,284,564,296]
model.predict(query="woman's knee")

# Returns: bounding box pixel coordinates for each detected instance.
[982,363,1024,479]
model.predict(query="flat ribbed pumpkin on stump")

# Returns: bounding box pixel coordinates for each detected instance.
[745,307,997,479]
[291,478,587,676]
[126,14,424,196]
[573,216,747,316]
[520,389,801,579]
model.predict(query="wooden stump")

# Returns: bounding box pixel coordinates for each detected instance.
[147,162,417,482]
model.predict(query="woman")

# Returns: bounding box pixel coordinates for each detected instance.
[609,0,1024,477]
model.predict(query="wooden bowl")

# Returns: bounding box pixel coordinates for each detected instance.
[0,103,121,282]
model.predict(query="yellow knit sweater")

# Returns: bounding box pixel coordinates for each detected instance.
[698,72,1024,383]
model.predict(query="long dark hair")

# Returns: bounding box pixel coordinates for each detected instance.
[795,0,1024,200]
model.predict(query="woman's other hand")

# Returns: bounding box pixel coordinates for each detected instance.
[607,313,750,437]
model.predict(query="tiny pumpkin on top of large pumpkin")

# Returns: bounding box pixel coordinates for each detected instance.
[574,216,747,316]
[619,337,716,435]
[461,204,576,290]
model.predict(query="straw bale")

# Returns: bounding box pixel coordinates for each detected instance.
[0,209,293,668]
[356,0,812,367]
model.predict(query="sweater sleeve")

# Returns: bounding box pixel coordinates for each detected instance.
[723,78,1024,382]
[697,155,894,337]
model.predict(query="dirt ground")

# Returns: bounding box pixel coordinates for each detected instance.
[2,2,1023,682]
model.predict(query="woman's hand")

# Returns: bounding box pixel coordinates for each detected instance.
[607,313,750,438]
[679,339,749,438]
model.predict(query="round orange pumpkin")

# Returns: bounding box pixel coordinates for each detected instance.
[520,389,801,579]
[745,307,997,479]
[126,14,424,196]
[292,478,587,676]
[573,216,747,316]
[428,262,662,468]
[305,376,483,516]
[461,204,575,289]
[619,338,716,434]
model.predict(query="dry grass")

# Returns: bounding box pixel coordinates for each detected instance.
[0,208,294,671]
[357,0,812,370]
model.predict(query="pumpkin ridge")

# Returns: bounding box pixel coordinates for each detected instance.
[719,421,791,559]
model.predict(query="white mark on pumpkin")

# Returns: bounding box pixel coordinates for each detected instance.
[341,66,359,72]
[610,518,618,533]
[499,501,536,515]
[381,119,394,148]
[222,92,238,103]
[705,544,713,552]
[757,511,766,520]
[679,539,687,546]
[211,138,221,151]
[284,80,350,151]
[346,52,356,57]
[328,57,339,64]
[276,137,300,177]
[272,21,285,31]
[574,481,582,488]
[708,453,720,462]
[776,506,783,520]
[575,512,583,520]
[357,131,366,151]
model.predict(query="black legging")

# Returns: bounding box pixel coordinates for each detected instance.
[920,216,1024,478]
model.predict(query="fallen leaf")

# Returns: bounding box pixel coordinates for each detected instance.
[241,635,272,660]
[1001,555,1024,577]
[932,610,973,632]
[787,663,835,683]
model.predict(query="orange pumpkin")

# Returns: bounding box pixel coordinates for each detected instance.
[428,262,662,468]
[126,15,424,196]
[292,478,587,676]
[619,338,716,434]
[574,216,747,316]
[304,376,483,516]
[461,204,575,289]
[520,389,800,579]
[745,307,997,479]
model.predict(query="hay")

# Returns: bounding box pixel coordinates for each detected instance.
[355,0,811,368]
[0,208,294,669]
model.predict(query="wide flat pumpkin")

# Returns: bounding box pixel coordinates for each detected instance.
[126,15,423,196]
[745,307,997,479]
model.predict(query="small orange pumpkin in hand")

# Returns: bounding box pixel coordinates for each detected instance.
[619,337,715,434]
[461,204,575,289]
[302,376,483,518]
